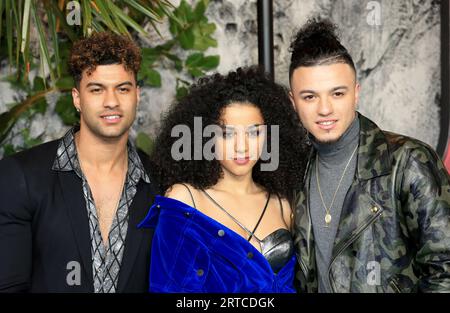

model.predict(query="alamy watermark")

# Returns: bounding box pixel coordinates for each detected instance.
[366,1,382,27]
[66,260,81,286]
[66,1,81,26]
[170,117,280,172]
[366,261,381,286]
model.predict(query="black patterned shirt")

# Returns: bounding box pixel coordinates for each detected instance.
[52,127,150,293]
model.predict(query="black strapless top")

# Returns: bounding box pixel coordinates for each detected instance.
[259,228,294,273]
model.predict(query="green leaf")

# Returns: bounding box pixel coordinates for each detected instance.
[55,77,74,89]
[185,53,204,67]
[141,47,160,66]
[44,5,61,78]
[176,86,188,100]
[0,0,4,47]
[178,28,195,50]
[135,132,154,155]
[169,0,190,36]
[54,40,73,78]
[189,21,217,51]
[200,55,220,70]
[0,108,19,144]
[193,0,208,21]
[31,0,56,84]
[30,76,48,114]
[55,93,78,125]
[108,1,144,36]
[21,0,31,55]
[107,3,129,35]
[185,53,218,73]
[154,41,176,53]
[169,17,180,36]
[23,137,42,149]
[193,36,217,51]
[144,68,161,87]
[81,0,93,37]
[166,54,182,71]
[21,128,42,149]
[200,22,216,35]
[92,0,117,33]
[122,0,160,22]
[6,0,13,68]
[175,0,192,24]
[33,76,46,92]
[32,98,47,115]
[48,1,77,42]
[3,144,17,156]
[187,67,204,78]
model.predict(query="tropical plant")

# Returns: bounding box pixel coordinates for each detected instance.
[0,0,219,156]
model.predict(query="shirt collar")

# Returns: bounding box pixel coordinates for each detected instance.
[52,126,150,184]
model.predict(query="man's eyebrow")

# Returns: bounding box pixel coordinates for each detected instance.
[299,86,348,95]
[85,81,134,88]
[85,82,104,88]
[299,89,317,95]
[331,86,348,92]
[116,81,134,88]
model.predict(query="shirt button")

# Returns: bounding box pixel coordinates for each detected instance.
[247,252,253,259]
[217,229,225,237]
[156,204,160,208]
[184,212,190,217]
[196,269,204,277]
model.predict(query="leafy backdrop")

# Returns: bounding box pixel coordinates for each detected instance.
[0,0,220,157]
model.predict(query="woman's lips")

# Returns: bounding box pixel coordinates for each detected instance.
[233,156,250,165]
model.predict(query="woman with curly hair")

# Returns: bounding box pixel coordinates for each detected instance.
[139,66,309,292]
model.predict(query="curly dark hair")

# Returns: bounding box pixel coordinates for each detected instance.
[68,32,141,86]
[151,66,309,200]
[289,18,356,80]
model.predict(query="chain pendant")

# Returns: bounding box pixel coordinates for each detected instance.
[324,213,332,226]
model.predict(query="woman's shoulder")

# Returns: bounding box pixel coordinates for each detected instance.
[269,193,292,228]
[165,183,200,208]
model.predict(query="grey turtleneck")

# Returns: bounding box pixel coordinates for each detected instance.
[309,115,360,293]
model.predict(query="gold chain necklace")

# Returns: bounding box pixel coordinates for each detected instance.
[315,144,358,227]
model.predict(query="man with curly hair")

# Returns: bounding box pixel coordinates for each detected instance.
[0,32,158,292]
[289,18,450,293]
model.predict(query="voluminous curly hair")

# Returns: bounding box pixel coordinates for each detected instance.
[68,32,141,86]
[151,66,309,201]
[289,18,356,80]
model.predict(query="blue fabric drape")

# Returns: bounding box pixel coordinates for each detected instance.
[138,195,296,293]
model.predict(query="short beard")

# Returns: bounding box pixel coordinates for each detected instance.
[308,130,342,145]
[314,136,341,145]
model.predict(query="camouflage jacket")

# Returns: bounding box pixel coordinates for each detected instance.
[293,113,450,293]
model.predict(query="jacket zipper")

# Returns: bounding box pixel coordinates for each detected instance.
[389,279,401,293]
[299,257,309,280]
[327,205,383,292]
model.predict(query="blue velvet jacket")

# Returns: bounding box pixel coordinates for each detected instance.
[138,196,296,293]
